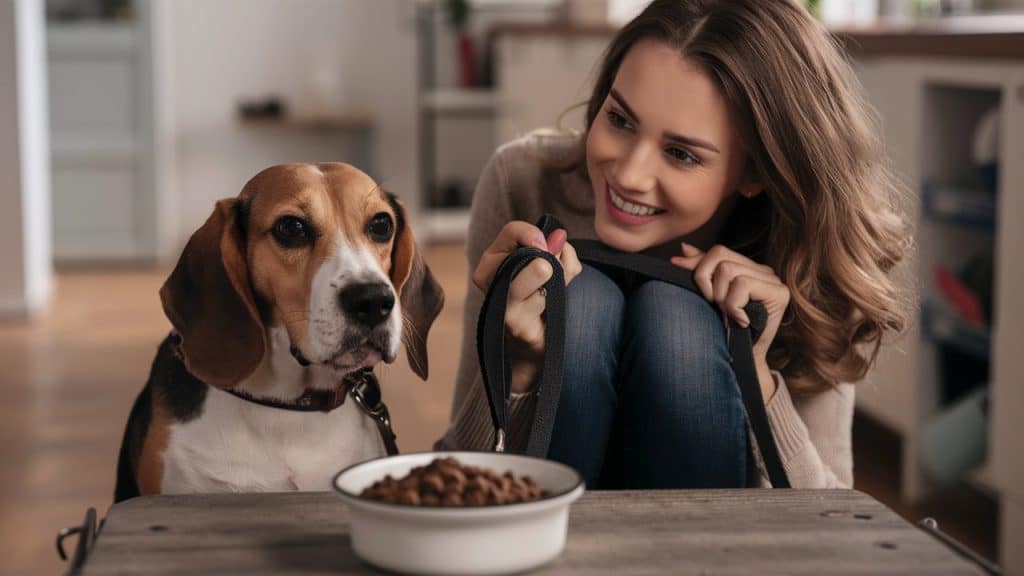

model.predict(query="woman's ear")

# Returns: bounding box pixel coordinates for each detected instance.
[740,181,764,199]
[739,160,765,199]
[159,199,267,388]
[387,193,445,380]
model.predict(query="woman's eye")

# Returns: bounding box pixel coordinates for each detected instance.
[272,216,313,248]
[367,212,394,243]
[606,109,631,131]
[666,146,699,166]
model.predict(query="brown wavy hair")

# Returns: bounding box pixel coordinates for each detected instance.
[576,0,913,393]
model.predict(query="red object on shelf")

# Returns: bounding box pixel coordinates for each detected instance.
[934,266,986,327]
[458,33,475,87]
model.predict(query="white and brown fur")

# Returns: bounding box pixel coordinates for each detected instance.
[115,163,443,501]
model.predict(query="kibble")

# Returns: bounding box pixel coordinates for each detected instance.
[359,457,550,507]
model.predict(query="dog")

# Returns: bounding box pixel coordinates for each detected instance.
[114,163,443,501]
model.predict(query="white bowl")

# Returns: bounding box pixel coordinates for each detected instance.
[332,451,585,575]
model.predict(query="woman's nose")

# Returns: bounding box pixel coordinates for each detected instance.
[614,141,657,193]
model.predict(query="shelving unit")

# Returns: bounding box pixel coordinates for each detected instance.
[414,0,562,242]
[921,182,996,231]
[853,57,1023,572]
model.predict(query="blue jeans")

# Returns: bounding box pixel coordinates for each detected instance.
[546,265,748,489]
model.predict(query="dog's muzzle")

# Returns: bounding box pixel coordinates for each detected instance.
[339,282,394,328]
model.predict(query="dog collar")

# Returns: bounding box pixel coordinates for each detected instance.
[223,367,398,454]
[222,367,384,413]
[166,331,398,453]
[167,331,359,413]
[223,380,354,413]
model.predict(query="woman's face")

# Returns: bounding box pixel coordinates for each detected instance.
[586,39,761,254]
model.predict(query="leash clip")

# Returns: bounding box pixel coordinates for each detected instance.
[493,428,507,452]
[348,371,399,455]
[350,378,392,430]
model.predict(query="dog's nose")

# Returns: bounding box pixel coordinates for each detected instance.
[339,282,395,328]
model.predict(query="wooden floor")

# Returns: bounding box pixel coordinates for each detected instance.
[0,242,995,575]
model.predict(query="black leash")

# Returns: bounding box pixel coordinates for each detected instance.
[477,235,567,456]
[478,214,790,488]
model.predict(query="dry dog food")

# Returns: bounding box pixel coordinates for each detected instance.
[360,457,549,506]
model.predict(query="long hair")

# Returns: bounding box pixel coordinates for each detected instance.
[574,0,913,393]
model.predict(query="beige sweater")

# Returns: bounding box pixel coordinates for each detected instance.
[435,133,855,489]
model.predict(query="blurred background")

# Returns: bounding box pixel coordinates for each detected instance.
[1,0,1022,574]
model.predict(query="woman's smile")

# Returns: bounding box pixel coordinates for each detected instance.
[605,179,666,225]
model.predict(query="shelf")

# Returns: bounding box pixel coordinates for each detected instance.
[422,208,471,242]
[921,300,991,360]
[421,89,498,113]
[922,182,996,232]
[238,113,374,130]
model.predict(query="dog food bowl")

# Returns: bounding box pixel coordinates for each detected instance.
[332,451,584,575]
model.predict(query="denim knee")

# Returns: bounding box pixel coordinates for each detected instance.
[619,280,748,488]
[560,265,625,403]
[624,280,727,371]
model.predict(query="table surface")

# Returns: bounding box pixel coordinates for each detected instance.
[80,489,982,575]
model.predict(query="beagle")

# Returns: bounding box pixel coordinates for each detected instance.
[114,163,443,501]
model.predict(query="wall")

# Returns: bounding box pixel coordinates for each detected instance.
[167,0,419,252]
[0,0,52,318]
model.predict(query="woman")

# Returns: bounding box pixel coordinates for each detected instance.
[436,0,911,489]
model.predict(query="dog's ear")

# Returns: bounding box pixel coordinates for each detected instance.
[160,198,266,388]
[387,193,444,380]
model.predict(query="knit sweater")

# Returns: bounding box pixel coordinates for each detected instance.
[434,132,855,488]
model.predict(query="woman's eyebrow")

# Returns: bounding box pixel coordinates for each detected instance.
[609,88,721,154]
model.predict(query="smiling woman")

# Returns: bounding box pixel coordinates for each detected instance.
[586,41,757,254]
[437,0,912,491]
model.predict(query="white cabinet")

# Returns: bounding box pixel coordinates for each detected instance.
[46,12,160,262]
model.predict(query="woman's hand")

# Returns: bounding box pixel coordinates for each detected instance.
[671,243,790,402]
[473,221,583,394]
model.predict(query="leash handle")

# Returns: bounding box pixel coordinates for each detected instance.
[476,241,566,457]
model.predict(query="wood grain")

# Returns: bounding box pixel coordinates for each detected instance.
[80,490,983,575]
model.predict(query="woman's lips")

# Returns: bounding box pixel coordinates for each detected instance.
[604,181,664,226]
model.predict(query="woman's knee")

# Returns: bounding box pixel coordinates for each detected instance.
[565,265,624,352]
[621,280,741,419]
[561,265,625,401]
[624,280,727,366]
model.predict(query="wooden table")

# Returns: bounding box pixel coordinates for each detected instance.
[78,490,984,575]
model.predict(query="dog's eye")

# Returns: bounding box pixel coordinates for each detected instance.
[367,212,394,243]
[272,216,313,248]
